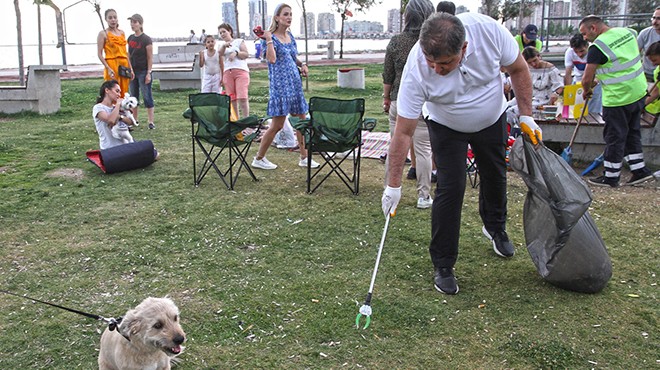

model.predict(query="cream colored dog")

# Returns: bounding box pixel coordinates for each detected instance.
[98,297,186,370]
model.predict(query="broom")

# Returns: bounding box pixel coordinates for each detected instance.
[561,97,590,165]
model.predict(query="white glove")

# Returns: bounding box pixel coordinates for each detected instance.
[519,115,542,145]
[381,186,401,217]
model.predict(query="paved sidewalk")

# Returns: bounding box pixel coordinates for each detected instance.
[0,52,386,82]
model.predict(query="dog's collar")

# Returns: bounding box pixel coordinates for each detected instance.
[108,317,131,342]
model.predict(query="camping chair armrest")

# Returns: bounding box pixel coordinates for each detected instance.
[361,118,377,131]
[182,108,192,119]
[289,117,312,131]
[233,115,265,129]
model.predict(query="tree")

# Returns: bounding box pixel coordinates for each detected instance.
[547,20,556,36]
[35,0,66,65]
[501,0,520,24]
[576,0,619,17]
[14,0,24,85]
[481,0,501,20]
[300,0,309,90]
[233,0,240,37]
[331,0,380,59]
[628,0,656,15]
[627,0,656,30]
[400,0,408,33]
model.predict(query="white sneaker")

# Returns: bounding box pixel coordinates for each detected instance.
[299,157,320,168]
[417,196,433,209]
[252,157,277,170]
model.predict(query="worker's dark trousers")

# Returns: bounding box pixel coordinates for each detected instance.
[602,97,645,179]
[426,113,508,269]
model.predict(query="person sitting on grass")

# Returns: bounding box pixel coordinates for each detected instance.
[93,80,159,160]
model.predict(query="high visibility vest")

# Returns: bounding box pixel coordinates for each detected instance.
[514,34,542,52]
[646,66,660,114]
[592,28,647,107]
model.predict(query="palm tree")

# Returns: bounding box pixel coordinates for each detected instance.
[233,0,240,37]
[301,0,309,90]
[35,0,66,65]
[14,0,25,85]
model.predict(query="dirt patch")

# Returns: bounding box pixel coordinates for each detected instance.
[46,168,85,181]
[0,166,11,174]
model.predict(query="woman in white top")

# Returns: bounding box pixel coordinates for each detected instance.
[522,46,564,108]
[218,23,251,117]
[93,80,128,150]
[199,35,222,93]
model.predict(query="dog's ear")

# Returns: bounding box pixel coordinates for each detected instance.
[119,309,142,339]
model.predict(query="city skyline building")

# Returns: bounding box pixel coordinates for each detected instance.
[222,2,237,34]
[344,20,383,33]
[317,12,336,34]
[248,0,270,32]
[387,8,401,33]
[301,12,316,37]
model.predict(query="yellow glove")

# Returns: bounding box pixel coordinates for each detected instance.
[519,115,542,145]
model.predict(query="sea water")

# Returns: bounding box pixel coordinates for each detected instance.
[0,38,391,69]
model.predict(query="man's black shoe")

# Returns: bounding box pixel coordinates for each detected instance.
[588,175,619,188]
[625,169,653,186]
[406,167,416,180]
[434,267,458,295]
[482,226,515,257]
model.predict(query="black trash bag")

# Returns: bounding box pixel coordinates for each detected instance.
[510,137,612,293]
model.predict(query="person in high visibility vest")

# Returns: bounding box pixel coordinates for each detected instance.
[580,15,654,187]
[644,41,660,114]
[514,24,542,52]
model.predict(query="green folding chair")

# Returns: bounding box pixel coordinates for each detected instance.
[184,93,266,190]
[291,97,377,194]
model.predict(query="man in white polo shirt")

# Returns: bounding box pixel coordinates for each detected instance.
[381,12,539,295]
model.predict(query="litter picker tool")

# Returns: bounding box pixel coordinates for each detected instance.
[561,97,590,165]
[355,213,392,329]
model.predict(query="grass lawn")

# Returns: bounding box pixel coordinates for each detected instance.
[0,64,657,369]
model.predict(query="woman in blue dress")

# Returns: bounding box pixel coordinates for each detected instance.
[251,3,319,170]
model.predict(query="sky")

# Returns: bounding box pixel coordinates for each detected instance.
[1,0,480,45]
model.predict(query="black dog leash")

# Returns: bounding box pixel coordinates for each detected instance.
[0,289,127,339]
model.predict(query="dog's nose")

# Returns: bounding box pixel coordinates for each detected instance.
[173,334,185,345]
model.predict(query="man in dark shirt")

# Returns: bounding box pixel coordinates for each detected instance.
[127,13,156,129]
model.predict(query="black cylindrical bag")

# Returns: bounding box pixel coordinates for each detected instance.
[510,137,612,293]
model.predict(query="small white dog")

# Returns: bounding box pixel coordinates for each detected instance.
[98,297,186,370]
[111,93,139,144]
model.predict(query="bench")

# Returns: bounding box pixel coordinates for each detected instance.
[0,65,63,114]
[152,54,202,91]
[536,111,659,166]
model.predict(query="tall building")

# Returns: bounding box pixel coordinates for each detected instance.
[387,8,401,33]
[455,5,469,14]
[222,1,237,33]
[548,0,571,31]
[249,0,269,32]
[343,20,383,33]
[318,12,336,34]
[300,12,316,37]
